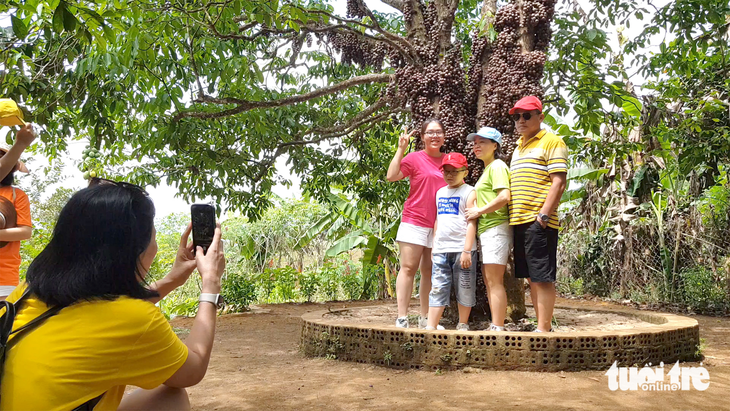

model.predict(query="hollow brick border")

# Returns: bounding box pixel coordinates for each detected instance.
[300,303,699,371]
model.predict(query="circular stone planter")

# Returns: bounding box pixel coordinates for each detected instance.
[300,303,699,371]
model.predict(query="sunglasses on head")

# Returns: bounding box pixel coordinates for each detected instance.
[88,177,149,196]
[511,111,541,122]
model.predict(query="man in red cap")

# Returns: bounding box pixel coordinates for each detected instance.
[508,96,568,332]
[426,152,479,331]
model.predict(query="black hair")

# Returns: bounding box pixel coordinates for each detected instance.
[1,170,14,186]
[26,184,159,307]
[494,142,504,161]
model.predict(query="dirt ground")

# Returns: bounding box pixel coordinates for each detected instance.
[323,305,648,332]
[171,298,730,411]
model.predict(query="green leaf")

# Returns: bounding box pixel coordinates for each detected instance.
[52,3,65,33]
[325,232,367,256]
[296,212,340,249]
[621,96,642,118]
[327,193,372,232]
[63,7,78,32]
[11,16,29,39]
[560,188,586,203]
[567,167,609,181]
[586,29,597,41]
[362,235,391,265]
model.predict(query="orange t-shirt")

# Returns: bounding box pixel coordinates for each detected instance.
[0,185,32,286]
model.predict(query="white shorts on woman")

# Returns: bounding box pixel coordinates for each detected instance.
[396,221,433,248]
[479,221,512,265]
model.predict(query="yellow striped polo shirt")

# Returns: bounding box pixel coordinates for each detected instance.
[509,129,568,229]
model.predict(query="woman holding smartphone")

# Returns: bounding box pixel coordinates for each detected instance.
[1,179,225,410]
[386,119,446,328]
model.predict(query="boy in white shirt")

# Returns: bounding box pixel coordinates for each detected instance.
[426,152,478,331]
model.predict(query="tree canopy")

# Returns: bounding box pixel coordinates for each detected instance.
[1,0,729,219]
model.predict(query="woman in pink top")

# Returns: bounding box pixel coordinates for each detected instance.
[386,118,446,328]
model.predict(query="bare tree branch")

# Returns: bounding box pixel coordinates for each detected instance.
[380,0,404,12]
[173,73,394,121]
[250,100,404,182]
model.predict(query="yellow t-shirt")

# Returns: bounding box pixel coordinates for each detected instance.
[509,129,568,229]
[0,284,189,411]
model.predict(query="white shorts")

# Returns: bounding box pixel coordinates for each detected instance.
[396,222,433,248]
[0,285,17,297]
[479,221,512,265]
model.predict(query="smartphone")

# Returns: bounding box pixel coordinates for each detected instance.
[191,204,216,255]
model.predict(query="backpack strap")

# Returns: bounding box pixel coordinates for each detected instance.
[1,288,60,358]
[71,393,104,411]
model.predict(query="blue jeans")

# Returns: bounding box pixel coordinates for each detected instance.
[429,251,477,307]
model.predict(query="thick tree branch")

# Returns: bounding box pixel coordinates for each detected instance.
[474,0,498,122]
[380,0,404,12]
[173,73,394,121]
[403,0,427,40]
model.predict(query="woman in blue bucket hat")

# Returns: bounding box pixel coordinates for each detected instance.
[465,127,512,331]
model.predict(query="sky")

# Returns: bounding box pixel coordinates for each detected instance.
[2,0,665,218]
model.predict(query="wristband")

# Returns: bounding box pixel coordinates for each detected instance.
[199,293,224,308]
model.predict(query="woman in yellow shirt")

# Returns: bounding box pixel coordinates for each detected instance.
[1,179,226,410]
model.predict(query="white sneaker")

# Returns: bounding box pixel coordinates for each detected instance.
[456,323,470,331]
[489,324,505,332]
[418,316,428,329]
[395,317,409,328]
[425,325,446,331]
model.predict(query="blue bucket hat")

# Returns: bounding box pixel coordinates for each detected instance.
[467,127,502,145]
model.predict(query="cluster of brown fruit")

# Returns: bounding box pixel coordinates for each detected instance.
[473,0,556,162]
[346,0,367,19]
[327,32,387,69]
[325,0,555,181]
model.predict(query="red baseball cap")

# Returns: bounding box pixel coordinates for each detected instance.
[509,96,543,115]
[441,152,468,170]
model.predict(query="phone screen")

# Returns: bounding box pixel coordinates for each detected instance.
[191,204,216,255]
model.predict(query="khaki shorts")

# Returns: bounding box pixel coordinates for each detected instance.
[479,221,512,265]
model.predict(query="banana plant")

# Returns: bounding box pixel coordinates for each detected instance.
[296,192,399,297]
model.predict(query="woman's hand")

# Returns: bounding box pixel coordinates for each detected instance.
[460,251,472,269]
[166,223,197,286]
[16,124,37,147]
[196,224,226,293]
[398,127,416,151]
[464,206,482,221]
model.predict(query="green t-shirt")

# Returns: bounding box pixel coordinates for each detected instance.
[475,159,511,234]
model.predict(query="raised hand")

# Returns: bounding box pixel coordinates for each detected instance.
[196,223,226,291]
[166,223,197,286]
[398,127,416,151]
[15,123,36,147]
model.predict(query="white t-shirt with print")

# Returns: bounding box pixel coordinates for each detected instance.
[432,183,477,254]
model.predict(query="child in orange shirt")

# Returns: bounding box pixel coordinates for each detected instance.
[0,104,36,299]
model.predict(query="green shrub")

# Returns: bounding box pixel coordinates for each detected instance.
[361,264,383,299]
[319,262,341,301]
[681,266,728,314]
[257,269,277,303]
[299,271,320,302]
[159,296,199,319]
[221,273,257,312]
[557,276,584,296]
[342,263,362,300]
[274,266,298,302]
